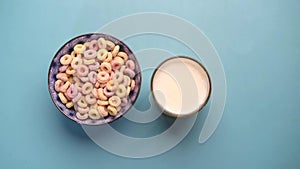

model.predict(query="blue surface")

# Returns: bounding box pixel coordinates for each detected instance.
[0,0,300,169]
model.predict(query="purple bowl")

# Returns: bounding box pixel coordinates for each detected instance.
[48,33,141,125]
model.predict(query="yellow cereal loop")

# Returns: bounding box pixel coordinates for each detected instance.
[60,54,73,65]
[113,71,123,83]
[123,75,131,86]
[104,52,112,62]
[71,57,83,69]
[74,44,86,54]
[116,106,121,112]
[97,100,109,106]
[77,97,88,108]
[97,49,108,61]
[114,56,124,65]
[106,80,118,91]
[66,102,74,108]
[83,59,95,65]
[112,45,120,57]
[76,112,88,120]
[116,84,126,98]
[120,65,126,73]
[117,52,128,61]
[88,109,101,120]
[108,96,121,107]
[58,92,68,104]
[84,42,89,47]
[98,38,107,49]
[130,80,135,91]
[126,86,131,96]
[107,105,117,116]
[82,82,93,95]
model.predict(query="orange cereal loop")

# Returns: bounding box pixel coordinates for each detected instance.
[117,52,128,61]
[100,62,112,73]
[112,45,120,57]
[66,66,75,75]
[55,80,64,92]
[97,88,107,101]
[60,81,71,93]
[60,54,73,65]
[56,73,68,82]
[97,106,108,117]
[130,80,135,91]
[105,40,115,50]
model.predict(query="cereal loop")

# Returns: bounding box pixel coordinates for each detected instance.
[113,71,123,83]
[103,87,114,97]
[107,105,117,116]
[58,92,68,104]
[78,106,89,114]
[82,82,93,95]
[66,84,78,99]
[104,52,112,62]
[124,68,135,78]
[85,94,97,105]
[106,40,115,50]
[55,80,64,92]
[117,52,128,61]
[97,49,108,61]
[98,38,107,49]
[60,54,73,65]
[97,106,108,117]
[89,40,99,51]
[84,49,97,59]
[106,80,118,91]
[71,57,83,69]
[88,61,100,71]
[74,44,86,54]
[66,67,75,75]
[100,62,112,73]
[97,88,107,101]
[97,71,110,83]
[108,96,121,107]
[126,60,135,70]
[56,73,68,82]
[97,100,109,106]
[88,71,97,84]
[76,65,89,77]
[88,109,101,120]
[59,65,68,72]
[76,112,88,120]
[111,59,122,71]
[83,59,95,65]
[112,45,120,57]
[116,84,127,98]
[77,97,88,108]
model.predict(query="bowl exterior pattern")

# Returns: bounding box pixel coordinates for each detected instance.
[48,33,141,125]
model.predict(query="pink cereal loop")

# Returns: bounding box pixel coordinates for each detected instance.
[66,84,78,99]
[76,65,89,77]
[59,65,68,72]
[97,71,110,83]
[111,60,121,71]
[55,80,64,92]
[121,98,128,106]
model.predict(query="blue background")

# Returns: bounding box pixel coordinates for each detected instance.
[0,0,299,169]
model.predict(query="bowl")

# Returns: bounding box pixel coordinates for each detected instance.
[48,33,141,125]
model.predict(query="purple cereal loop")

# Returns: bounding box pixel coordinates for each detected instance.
[125,60,135,70]
[72,92,82,103]
[88,62,100,71]
[121,97,128,106]
[103,87,114,97]
[84,49,97,59]
[76,65,89,76]
[59,65,68,72]
[123,68,135,78]
[67,84,78,99]
[89,39,99,51]
[88,71,97,84]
